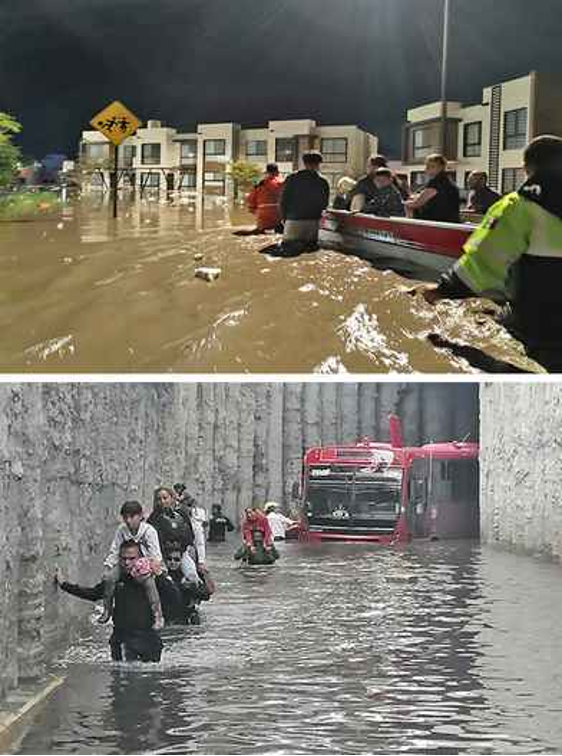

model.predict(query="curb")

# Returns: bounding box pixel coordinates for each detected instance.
[0,675,65,753]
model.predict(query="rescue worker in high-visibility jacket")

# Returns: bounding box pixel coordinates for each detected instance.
[418,135,562,373]
[246,163,284,233]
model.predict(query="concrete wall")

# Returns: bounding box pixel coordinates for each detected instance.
[480,383,562,562]
[0,382,477,700]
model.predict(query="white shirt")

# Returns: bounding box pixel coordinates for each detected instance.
[267,511,296,540]
[104,521,162,568]
[191,505,208,526]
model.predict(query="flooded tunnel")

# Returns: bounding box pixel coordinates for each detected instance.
[1,382,561,754]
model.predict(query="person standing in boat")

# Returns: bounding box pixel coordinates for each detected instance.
[279,151,330,253]
[363,168,405,218]
[405,154,461,223]
[246,163,284,233]
[466,171,501,215]
[417,135,562,373]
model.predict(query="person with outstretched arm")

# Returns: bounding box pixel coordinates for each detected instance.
[415,136,562,373]
[55,540,167,662]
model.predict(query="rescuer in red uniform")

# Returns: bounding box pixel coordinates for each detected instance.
[246,163,284,233]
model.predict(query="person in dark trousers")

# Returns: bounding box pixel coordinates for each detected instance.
[55,540,166,662]
[208,504,235,543]
[466,171,501,215]
[416,135,562,373]
[405,154,461,223]
[278,151,330,255]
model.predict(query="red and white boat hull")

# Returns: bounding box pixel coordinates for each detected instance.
[319,210,475,276]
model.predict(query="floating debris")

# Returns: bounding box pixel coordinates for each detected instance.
[195,267,221,282]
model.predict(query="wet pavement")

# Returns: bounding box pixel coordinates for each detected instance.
[16,541,562,754]
[0,196,537,374]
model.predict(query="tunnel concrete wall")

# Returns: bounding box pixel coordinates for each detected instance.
[0,381,478,700]
[480,383,562,562]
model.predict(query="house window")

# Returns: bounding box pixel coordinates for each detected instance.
[141,143,161,165]
[246,140,267,158]
[321,138,348,163]
[179,172,197,189]
[412,128,433,160]
[502,167,526,194]
[410,170,426,190]
[204,171,225,191]
[275,138,295,163]
[141,172,160,188]
[463,122,482,157]
[83,143,110,162]
[121,145,136,167]
[204,139,226,157]
[503,108,527,150]
[180,141,197,163]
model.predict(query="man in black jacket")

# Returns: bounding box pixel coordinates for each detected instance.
[55,540,168,662]
[278,151,330,255]
[162,544,211,625]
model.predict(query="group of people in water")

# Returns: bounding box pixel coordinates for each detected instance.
[244,151,500,245]
[54,486,299,663]
[243,134,562,373]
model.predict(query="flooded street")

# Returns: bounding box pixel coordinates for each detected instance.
[0,198,535,374]
[16,542,562,755]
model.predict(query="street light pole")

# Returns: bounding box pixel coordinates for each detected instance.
[440,0,451,157]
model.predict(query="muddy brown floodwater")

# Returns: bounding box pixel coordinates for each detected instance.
[0,196,538,373]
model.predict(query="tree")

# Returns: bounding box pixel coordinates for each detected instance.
[230,160,262,197]
[0,113,22,187]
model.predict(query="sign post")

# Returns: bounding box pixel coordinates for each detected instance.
[89,100,141,219]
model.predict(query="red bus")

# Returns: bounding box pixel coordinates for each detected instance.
[297,416,479,544]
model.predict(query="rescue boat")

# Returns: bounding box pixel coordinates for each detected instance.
[319,209,476,276]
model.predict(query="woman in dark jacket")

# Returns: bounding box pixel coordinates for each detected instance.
[405,154,461,223]
[148,487,201,583]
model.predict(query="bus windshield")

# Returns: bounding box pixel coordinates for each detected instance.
[305,465,403,522]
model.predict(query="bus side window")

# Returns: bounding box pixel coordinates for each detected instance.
[413,479,427,511]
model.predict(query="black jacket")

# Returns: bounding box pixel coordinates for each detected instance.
[147,507,195,553]
[208,514,235,543]
[280,170,330,221]
[61,575,177,630]
[416,172,461,223]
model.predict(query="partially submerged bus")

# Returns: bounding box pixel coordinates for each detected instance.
[297,416,479,543]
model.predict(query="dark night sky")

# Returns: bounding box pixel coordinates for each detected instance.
[1,0,561,159]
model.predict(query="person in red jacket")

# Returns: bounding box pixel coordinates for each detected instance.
[246,163,284,233]
[242,507,274,552]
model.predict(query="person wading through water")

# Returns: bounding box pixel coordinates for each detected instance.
[276,151,330,256]
[56,540,167,662]
[100,501,164,630]
[245,163,284,233]
[235,507,279,565]
[416,135,562,373]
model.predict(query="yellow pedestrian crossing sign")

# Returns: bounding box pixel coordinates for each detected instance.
[90,100,141,146]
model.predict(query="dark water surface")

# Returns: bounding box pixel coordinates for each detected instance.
[16,542,562,754]
[0,197,536,373]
